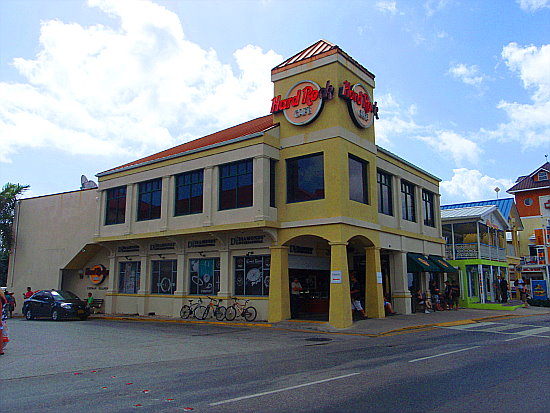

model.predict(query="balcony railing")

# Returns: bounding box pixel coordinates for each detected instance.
[520,256,546,265]
[445,243,507,262]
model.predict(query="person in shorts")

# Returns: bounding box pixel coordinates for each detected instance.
[350,273,367,319]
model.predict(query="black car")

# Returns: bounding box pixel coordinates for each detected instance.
[22,290,90,321]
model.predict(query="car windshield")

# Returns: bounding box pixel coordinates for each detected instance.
[51,290,80,301]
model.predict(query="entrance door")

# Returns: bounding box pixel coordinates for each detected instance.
[289,269,330,321]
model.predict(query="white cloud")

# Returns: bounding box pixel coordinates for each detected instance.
[0,0,282,164]
[440,168,515,203]
[416,131,481,165]
[424,0,451,17]
[517,0,550,11]
[376,1,398,14]
[448,63,485,87]
[484,42,550,149]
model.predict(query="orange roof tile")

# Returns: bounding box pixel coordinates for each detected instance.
[99,115,276,176]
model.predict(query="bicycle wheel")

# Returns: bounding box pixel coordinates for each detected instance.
[225,306,236,321]
[180,305,192,319]
[243,306,257,322]
[214,306,226,321]
[194,305,208,320]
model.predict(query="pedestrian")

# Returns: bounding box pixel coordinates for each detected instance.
[500,277,509,303]
[493,276,501,303]
[23,287,34,299]
[290,278,302,319]
[444,280,452,310]
[5,291,16,318]
[519,283,529,308]
[384,294,397,315]
[450,281,460,310]
[86,292,94,312]
[350,272,367,319]
[0,289,8,355]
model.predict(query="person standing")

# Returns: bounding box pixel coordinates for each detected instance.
[290,278,302,319]
[444,280,452,310]
[500,277,509,303]
[450,281,461,310]
[23,287,34,299]
[493,276,501,303]
[0,289,8,355]
[5,291,16,318]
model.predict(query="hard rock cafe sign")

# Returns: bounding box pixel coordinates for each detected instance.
[270,79,378,128]
[85,264,109,285]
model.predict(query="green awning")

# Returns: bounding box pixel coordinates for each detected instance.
[428,255,459,273]
[407,253,440,273]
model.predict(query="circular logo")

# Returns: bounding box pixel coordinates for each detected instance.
[282,80,324,126]
[87,264,108,285]
[340,82,376,129]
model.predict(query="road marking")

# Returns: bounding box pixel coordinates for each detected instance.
[209,372,360,406]
[438,323,550,338]
[408,346,480,363]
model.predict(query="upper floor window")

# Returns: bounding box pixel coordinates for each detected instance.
[422,190,435,227]
[401,180,416,222]
[219,159,253,210]
[270,159,277,208]
[137,178,162,221]
[175,170,203,216]
[377,170,393,215]
[105,186,126,225]
[538,171,548,181]
[349,154,369,204]
[287,152,325,203]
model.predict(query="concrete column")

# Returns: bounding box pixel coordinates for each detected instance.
[268,245,290,322]
[393,175,402,228]
[159,175,171,231]
[365,246,385,318]
[105,253,117,314]
[253,155,270,221]
[218,247,231,296]
[329,241,352,329]
[203,166,214,227]
[137,255,150,315]
[125,184,136,235]
[172,251,187,317]
[390,251,412,314]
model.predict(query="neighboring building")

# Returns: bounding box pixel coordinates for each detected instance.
[441,198,523,306]
[8,40,452,328]
[507,161,550,298]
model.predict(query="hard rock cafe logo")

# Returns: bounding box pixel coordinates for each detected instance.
[270,80,334,126]
[338,81,379,129]
[85,264,109,285]
[270,79,378,128]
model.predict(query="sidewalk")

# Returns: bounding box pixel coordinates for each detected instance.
[88,305,550,337]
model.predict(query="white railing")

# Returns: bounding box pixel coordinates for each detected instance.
[445,243,506,262]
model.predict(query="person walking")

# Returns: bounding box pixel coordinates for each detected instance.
[0,289,8,355]
[290,278,302,319]
[450,281,461,310]
[350,272,367,319]
[500,277,509,303]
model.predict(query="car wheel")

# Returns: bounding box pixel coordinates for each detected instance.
[25,309,34,320]
[51,309,60,321]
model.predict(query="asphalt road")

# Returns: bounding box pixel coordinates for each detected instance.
[1,314,549,412]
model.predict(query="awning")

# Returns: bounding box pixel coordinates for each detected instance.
[407,253,440,273]
[428,255,459,273]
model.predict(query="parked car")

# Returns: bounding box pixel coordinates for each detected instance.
[22,290,90,321]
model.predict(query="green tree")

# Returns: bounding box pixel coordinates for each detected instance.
[0,183,29,286]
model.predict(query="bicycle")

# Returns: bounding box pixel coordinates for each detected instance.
[224,297,257,321]
[180,298,203,319]
[194,296,226,321]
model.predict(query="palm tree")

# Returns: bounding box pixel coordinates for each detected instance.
[0,183,29,285]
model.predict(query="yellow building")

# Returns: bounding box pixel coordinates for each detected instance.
[9,40,450,328]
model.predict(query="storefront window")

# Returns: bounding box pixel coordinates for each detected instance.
[189,258,220,295]
[105,186,126,225]
[119,261,141,294]
[137,178,162,221]
[348,154,368,204]
[466,265,479,298]
[175,170,203,216]
[401,180,416,222]
[377,170,393,215]
[219,159,253,210]
[286,153,324,203]
[234,255,270,296]
[151,260,177,294]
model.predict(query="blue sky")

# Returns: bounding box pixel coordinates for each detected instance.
[1,0,549,204]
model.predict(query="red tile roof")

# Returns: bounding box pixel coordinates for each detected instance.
[507,162,550,193]
[99,115,276,176]
[272,39,375,80]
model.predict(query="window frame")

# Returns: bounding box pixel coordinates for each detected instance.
[151,259,177,294]
[348,154,369,204]
[286,152,325,203]
[422,189,435,227]
[105,186,127,225]
[118,261,141,294]
[174,169,204,216]
[137,178,162,221]
[219,159,253,210]
[377,170,393,216]
[401,180,416,222]
[270,159,277,208]
[234,255,270,296]
[189,258,220,295]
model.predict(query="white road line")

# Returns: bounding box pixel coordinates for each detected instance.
[505,335,531,342]
[445,322,498,329]
[209,372,361,406]
[408,346,481,363]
